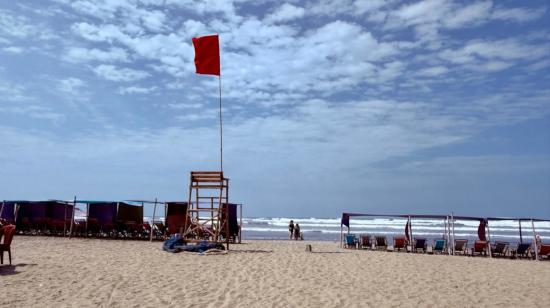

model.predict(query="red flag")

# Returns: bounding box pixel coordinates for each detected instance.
[192,34,220,76]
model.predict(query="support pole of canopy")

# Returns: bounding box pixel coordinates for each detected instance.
[0,200,4,219]
[451,213,456,255]
[14,203,19,226]
[487,219,492,258]
[164,202,168,238]
[340,224,343,248]
[447,216,452,255]
[519,220,523,243]
[408,215,412,252]
[150,198,157,242]
[63,200,68,236]
[70,197,76,238]
[238,203,242,244]
[85,203,89,237]
[532,219,539,261]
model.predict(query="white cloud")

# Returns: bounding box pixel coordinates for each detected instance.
[492,6,546,23]
[118,85,157,94]
[93,65,150,82]
[2,46,23,54]
[438,38,549,71]
[416,65,449,77]
[443,1,492,29]
[0,105,64,122]
[265,4,305,23]
[58,77,86,95]
[64,47,130,63]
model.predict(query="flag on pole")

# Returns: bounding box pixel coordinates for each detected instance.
[192,34,220,76]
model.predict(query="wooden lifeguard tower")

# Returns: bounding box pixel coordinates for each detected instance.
[183,171,230,247]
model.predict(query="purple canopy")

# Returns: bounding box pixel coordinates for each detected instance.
[116,202,143,223]
[88,202,117,226]
[222,203,239,236]
[46,202,73,221]
[0,202,15,223]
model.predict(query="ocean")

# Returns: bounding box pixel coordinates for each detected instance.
[238,217,550,244]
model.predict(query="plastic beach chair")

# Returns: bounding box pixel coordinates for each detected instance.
[0,225,16,265]
[361,235,372,249]
[345,234,357,249]
[393,236,407,252]
[375,236,387,251]
[413,238,427,253]
[432,239,446,254]
[491,241,509,257]
[471,240,488,256]
[538,244,550,260]
[454,239,468,255]
[512,243,531,259]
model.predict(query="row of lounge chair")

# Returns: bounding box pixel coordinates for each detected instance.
[344,234,550,260]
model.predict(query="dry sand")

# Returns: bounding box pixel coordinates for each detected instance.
[1,236,549,307]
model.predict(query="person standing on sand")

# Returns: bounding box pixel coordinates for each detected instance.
[294,223,301,240]
[288,220,294,240]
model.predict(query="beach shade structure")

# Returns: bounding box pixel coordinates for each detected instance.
[0,201,16,224]
[116,202,144,237]
[432,239,446,254]
[87,202,118,236]
[0,224,16,265]
[454,239,468,255]
[45,201,74,235]
[15,201,48,233]
[221,203,240,243]
[165,202,188,236]
[393,236,407,252]
[340,213,451,249]
[361,235,372,249]
[491,242,509,258]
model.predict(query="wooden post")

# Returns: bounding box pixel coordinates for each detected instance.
[85,203,89,237]
[150,198,157,242]
[487,219,492,258]
[532,219,539,261]
[238,203,242,244]
[14,203,19,226]
[63,200,68,236]
[451,213,455,255]
[409,215,414,252]
[69,196,76,238]
[340,224,343,248]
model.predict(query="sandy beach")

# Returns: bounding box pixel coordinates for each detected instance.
[1,237,549,307]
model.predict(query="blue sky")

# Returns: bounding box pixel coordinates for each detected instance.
[0,0,549,218]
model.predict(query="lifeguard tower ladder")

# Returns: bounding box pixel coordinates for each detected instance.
[183,171,230,247]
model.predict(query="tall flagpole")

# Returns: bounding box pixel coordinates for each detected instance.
[218,74,223,172]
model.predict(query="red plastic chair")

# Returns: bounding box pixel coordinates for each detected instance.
[1,225,16,265]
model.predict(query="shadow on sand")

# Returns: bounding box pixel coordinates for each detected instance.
[230,249,273,254]
[0,263,36,276]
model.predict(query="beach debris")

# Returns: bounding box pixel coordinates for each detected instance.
[162,235,225,253]
[306,244,312,252]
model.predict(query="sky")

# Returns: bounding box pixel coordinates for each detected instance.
[0,0,549,218]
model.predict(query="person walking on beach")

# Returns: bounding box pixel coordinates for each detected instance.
[294,223,301,240]
[288,220,294,240]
